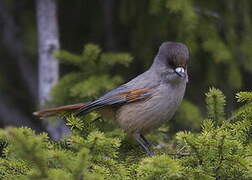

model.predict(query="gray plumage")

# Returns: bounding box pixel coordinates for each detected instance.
[107,42,189,134]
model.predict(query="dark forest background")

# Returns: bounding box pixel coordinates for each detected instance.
[0,0,252,136]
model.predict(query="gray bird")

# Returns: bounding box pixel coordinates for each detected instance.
[34,42,189,156]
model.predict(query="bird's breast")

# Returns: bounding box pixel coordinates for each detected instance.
[115,82,186,134]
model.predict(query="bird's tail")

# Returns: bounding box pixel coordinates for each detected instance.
[33,103,86,118]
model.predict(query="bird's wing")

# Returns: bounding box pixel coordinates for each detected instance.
[75,88,156,116]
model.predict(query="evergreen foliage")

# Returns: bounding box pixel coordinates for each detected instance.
[51,43,133,105]
[0,87,251,179]
[205,88,226,124]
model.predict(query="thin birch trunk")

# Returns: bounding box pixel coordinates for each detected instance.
[36,0,69,140]
[36,0,59,107]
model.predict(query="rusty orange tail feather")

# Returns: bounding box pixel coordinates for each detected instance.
[33,103,86,118]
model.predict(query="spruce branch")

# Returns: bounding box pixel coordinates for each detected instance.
[214,135,226,179]
[205,87,226,124]
[236,92,252,103]
[7,128,49,178]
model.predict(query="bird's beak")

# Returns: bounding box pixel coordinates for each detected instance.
[175,67,185,77]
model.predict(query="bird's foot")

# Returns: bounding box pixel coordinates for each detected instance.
[133,133,155,156]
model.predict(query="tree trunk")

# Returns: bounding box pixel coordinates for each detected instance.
[36,0,69,140]
[36,0,59,107]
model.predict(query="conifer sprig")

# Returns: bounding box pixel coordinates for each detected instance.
[205,87,226,124]
[236,92,252,102]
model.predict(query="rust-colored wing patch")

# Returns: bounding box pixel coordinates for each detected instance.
[125,89,155,102]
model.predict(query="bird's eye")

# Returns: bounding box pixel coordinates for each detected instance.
[168,61,175,67]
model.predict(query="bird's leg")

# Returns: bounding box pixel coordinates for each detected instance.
[140,134,151,146]
[133,133,154,156]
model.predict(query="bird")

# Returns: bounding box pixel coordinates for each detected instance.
[33,42,189,156]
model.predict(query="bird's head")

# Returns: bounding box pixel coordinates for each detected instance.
[152,42,189,83]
